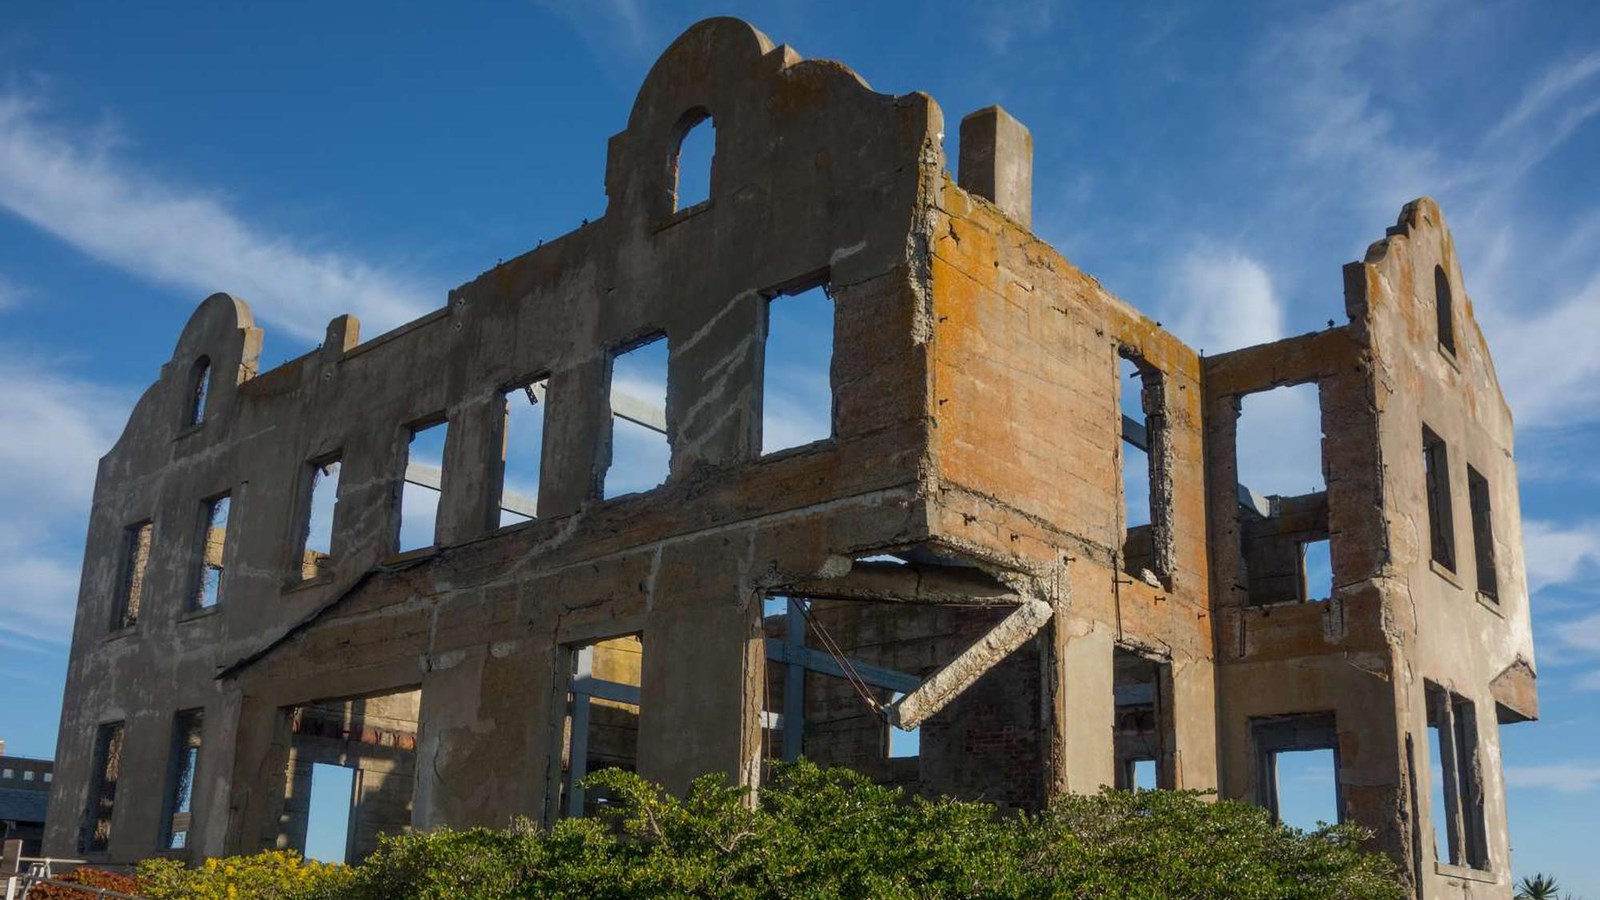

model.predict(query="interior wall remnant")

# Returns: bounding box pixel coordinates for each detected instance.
[112,521,152,629]
[1113,648,1175,790]
[82,722,124,854]
[556,636,643,818]
[275,690,420,863]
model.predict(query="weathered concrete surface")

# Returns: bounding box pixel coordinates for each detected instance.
[46,17,1533,898]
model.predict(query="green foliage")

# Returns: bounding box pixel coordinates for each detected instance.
[1516,873,1584,900]
[135,849,350,899]
[111,764,1401,898]
[321,760,1403,899]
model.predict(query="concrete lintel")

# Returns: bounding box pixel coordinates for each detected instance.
[886,599,1053,730]
[780,561,1020,606]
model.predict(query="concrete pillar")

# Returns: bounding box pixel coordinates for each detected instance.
[958,106,1034,229]
[636,535,762,796]
[1051,614,1116,793]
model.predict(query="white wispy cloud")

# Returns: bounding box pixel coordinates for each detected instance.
[0,89,434,343]
[1523,519,1600,593]
[1255,4,1600,431]
[1165,249,1284,355]
[1487,49,1600,144]
[1505,763,1600,793]
[0,350,130,644]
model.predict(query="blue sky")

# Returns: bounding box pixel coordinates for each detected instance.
[1,0,1597,889]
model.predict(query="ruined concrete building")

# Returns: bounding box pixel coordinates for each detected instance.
[46,18,1536,897]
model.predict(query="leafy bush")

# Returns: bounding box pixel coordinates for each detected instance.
[135,849,350,899]
[28,866,143,898]
[106,763,1402,898]
[327,760,1403,899]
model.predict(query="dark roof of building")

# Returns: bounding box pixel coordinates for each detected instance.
[0,787,48,823]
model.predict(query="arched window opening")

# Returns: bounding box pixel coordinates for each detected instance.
[1434,266,1455,355]
[188,357,212,426]
[672,112,714,211]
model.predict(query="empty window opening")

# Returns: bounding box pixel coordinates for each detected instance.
[1301,539,1333,602]
[1236,382,1326,499]
[112,520,152,629]
[558,635,643,817]
[1252,714,1341,830]
[297,458,341,580]
[497,379,547,527]
[304,763,356,864]
[1128,758,1158,791]
[1427,684,1489,869]
[887,692,921,758]
[83,721,124,853]
[1435,266,1456,355]
[1423,426,1456,572]
[1273,749,1341,831]
[162,709,203,850]
[187,357,211,426]
[1120,357,1152,530]
[282,688,419,863]
[604,336,670,499]
[22,770,34,781]
[399,420,448,551]
[762,284,834,454]
[1114,648,1174,790]
[1119,353,1170,583]
[1467,466,1497,600]
[672,112,714,210]
[193,493,231,610]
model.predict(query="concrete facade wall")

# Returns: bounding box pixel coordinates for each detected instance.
[45,17,1534,898]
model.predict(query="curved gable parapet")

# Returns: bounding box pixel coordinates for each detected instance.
[1348,197,1511,421]
[603,17,943,231]
[104,292,263,465]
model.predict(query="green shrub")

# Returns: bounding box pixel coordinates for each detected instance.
[323,760,1403,899]
[135,849,350,899]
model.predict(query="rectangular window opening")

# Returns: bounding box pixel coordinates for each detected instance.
[1252,713,1341,830]
[1423,427,1456,572]
[497,379,547,527]
[1119,353,1168,583]
[193,494,231,610]
[1467,466,1497,600]
[1237,383,1329,606]
[1301,539,1332,602]
[1114,648,1173,789]
[559,635,643,817]
[399,420,448,552]
[1237,382,1326,499]
[1426,684,1489,869]
[162,709,203,850]
[305,763,356,864]
[298,458,341,580]
[605,336,670,499]
[83,721,125,853]
[762,284,834,454]
[113,520,152,629]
